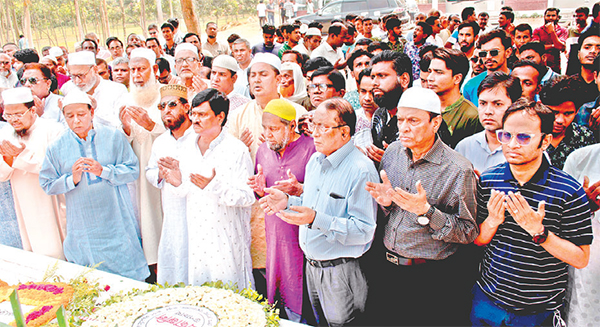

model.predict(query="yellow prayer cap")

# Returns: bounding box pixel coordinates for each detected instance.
[263,99,296,122]
[160,84,188,100]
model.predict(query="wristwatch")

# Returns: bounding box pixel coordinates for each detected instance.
[532,227,549,244]
[417,206,435,226]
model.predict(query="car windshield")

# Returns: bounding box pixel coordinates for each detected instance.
[322,1,342,14]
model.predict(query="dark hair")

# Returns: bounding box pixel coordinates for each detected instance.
[82,38,98,51]
[431,48,470,86]
[355,38,373,47]
[191,88,230,126]
[311,66,346,92]
[328,23,344,35]
[145,37,160,47]
[511,59,545,84]
[262,24,276,34]
[417,21,432,36]
[458,21,480,35]
[539,75,587,109]
[156,57,171,73]
[282,50,305,66]
[419,44,438,60]
[358,67,372,85]
[367,41,390,53]
[461,7,475,21]
[371,50,413,87]
[578,30,600,46]
[346,22,356,35]
[385,17,401,30]
[14,49,39,64]
[183,32,200,42]
[303,57,333,75]
[308,21,323,29]
[206,22,217,29]
[167,17,179,28]
[227,34,241,44]
[513,23,532,36]
[544,7,560,15]
[500,11,515,23]
[593,55,600,73]
[594,2,600,18]
[23,63,53,80]
[425,16,439,27]
[95,58,107,67]
[320,98,356,136]
[477,71,522,102]
[419,53,432,72]
[161,22,175,31]
[519,41,545,57]
[501,6,513,11]
[479,29,512,50]
[106,37,123,48]
[502,98,554,135]
[347,50,373,71]
[148,24,159,31]
[478,12,489,18]
[575,7,590,15]
[345,13,357,21]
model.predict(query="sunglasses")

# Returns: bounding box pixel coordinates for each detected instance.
[19,77,46,85]
[478,49,500,58]
[158,100,181,111]
[496,130,540,146]
[470,57,484,64]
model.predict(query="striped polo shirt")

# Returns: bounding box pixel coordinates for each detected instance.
[476,158,593,312]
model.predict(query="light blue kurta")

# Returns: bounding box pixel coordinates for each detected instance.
[39,125,149,281]
[0,122,22,248]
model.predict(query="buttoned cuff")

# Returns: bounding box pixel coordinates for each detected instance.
[428,207,447,231]
[310,210,332,231]
[100,166,110,180]
[66,174,77,189]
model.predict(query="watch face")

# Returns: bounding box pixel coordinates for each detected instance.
[417,216,429,226]
[533,234,548,244]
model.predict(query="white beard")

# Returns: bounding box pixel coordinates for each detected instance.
[0,70,8,77]
[130,76,160,108]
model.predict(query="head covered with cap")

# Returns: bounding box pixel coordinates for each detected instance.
[68,51,96,67]
[249,53,281,73]
[129,48,157,66]
[395,87,443,151]
[175,43,199,59]
[60,89,94,110]
[2,87,34,106]
[279,62,307,103]
[160,84,188,100]
[262,98,298,152]
[397,87,441,114]
[264,98,297,122]
[212,55,239,74]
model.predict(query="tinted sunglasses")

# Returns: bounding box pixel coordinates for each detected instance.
[478,49,500,58]
[496,130,540,146]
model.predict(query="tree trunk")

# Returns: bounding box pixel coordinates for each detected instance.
[73,0,84,40]
[22,0,34,48]
[140,0,147,37]
[118,0,126,39]
[9,0,20,41]
[156,0,163,24]
[100,0,110,40]
[59,24,68,47]
[169,0,173,17]
[0,0,9,43]
[180,0,199,34]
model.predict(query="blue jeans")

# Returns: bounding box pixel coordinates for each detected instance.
[470,284,554,326]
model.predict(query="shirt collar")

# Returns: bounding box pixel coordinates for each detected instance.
[502,155,550,185]
[70,127,96,144]
[475,131,502,154]
[321,140,354,168]
[404,136,445,165]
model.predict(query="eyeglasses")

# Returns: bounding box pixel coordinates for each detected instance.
[158,100,181,111]
[2,109,31,121]
[70,66,93,80]
[478,49,500,58]
[307,83,334,92]
[0,61,10,65]
[19,77,47,85]
[470,56,484,64]
[496,130,540,146]
[452,20,461,23]
[306,121,347,134]
[175,57,198,65]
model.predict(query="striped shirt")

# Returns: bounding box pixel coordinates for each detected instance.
[477,158,593,312]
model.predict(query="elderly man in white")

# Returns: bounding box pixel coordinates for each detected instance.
[119,48,167,272]
[174,43,209,99]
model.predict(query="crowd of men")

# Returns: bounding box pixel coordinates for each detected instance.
[0,3,599,326]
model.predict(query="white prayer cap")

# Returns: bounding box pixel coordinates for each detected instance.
[2,88,34,105]
[174,43,199,58]
[61,89,92,108]
[212,55,239,72]
[305,28,321,37]
[397,87,441,115]
[41,55,57,64]
[249,53,281,72]
[49,46,64,58]
[300,24,309,34]
[68,51,96,66]
[129,48,157,65]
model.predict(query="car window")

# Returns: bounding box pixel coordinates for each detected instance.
[322,1,342,14]
[392,0,407,7]
[342,1,368,12]
[369,0,389,9]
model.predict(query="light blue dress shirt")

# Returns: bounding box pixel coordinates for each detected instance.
[455,130,505,174]
[288,141,378,261]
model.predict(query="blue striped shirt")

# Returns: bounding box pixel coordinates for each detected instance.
[477,158,593,312]
[289,141,378,261]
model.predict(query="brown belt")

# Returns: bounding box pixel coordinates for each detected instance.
[386,251,427,266]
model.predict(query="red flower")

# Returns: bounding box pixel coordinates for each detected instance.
[104,285,111,291]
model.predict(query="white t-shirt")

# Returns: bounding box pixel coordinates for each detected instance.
[257,3,267,17]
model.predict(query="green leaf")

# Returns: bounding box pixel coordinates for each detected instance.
[9,290,25,327]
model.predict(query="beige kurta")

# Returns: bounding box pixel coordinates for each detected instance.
[126,95,166,265]
[0,118,65,259]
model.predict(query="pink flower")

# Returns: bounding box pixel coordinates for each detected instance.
[104,285,111,291]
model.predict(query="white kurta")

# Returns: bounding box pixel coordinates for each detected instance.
[0,118,65,259]
[175,130,255,289]
[127,94,166,265]
[146,126,195,284]
[563,144,600,326]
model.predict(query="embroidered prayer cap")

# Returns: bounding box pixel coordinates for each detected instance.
[175,43,199,58]
[397,87,441,115]
[49,47,64,58]
[305,28,321,37]
[212,55,239,72]
[249,53,281,72]
[2,87,34,105]
[67,51,96,66]
[129,48,157,65]
[300,24,309,34]
[42,55,58,64]
[263,99,296,122]
[61,89,93,108]
[160,84,188,100]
